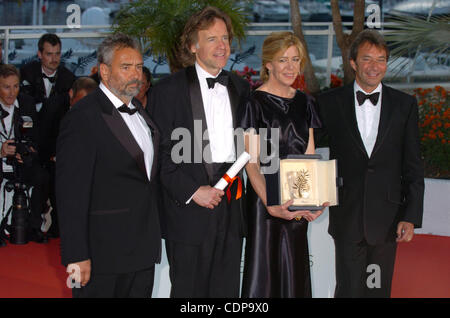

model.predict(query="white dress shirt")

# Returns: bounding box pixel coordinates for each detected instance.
[42,67,56,99]
[100,82,154,180]
[354,82,382,157]
[195,63,235,163]
[37,68,57,112]
[0,100,18,173]
[185,64,236,204]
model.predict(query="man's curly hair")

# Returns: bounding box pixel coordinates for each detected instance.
[179,6,233,67]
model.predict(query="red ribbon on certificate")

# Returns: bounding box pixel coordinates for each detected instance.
[223,173,243,203]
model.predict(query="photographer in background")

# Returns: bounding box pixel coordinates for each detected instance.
[20,33,75,114]
[38,77,98,238]
[0,64,49,243]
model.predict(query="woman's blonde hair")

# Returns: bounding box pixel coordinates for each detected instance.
[260,31,306,83]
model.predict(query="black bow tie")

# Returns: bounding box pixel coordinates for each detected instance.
[0,108,10,119]
[356,91,380,106]
[42,73,56,84]
[206,71,229,89]
[118,104,137,115]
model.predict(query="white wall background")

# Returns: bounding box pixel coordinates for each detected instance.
[415,178,450,236]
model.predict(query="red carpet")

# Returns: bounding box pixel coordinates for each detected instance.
[0,234,448,298]
[392,234,450,298]
[0,238,71,298]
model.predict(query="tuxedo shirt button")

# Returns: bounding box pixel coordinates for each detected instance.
[367,168,375,173]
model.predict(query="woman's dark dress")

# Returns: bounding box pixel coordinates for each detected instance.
[238,90,322,298]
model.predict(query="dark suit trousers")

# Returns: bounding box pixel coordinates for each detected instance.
[334,238,397,298]
[72,266,155,298]
[165,188,243,298]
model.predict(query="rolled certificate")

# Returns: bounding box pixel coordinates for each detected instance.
[214,151,251,190]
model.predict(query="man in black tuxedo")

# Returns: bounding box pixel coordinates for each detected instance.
[56,33,161,298]
[0,64,49,243]
[39,77,98,166]
[150,7,250,297]
[20,33,75,114]
[38,77,98,238]
[317,30,424,298]
[20,34,75,237]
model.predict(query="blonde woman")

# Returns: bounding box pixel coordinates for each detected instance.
[238,32,326,297]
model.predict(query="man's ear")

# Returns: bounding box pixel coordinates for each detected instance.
[37,50,42,60]
[190,43,198,54]
[350,59,357,72]
[69,88,74,100]
[99,63,109,82]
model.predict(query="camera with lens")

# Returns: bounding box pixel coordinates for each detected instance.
[1,179,30,245]
[0,116,36,246]
[6,139,35,168]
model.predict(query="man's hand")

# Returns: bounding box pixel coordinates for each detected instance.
[192,185,224,209]
[15,153,23,164]
[396,221,415,243]
[1,139,16,158]
[67,259,91,287]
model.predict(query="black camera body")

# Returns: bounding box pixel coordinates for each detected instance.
[6,139,35,168]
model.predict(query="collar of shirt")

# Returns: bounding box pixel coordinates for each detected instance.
[353,81,382,107]
[0,99,19,111]
[195,62,225,91]
[0,99,18,142]
[41,67,57,78]
[100,82,136,111]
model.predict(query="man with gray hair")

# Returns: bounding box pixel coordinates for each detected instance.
[56,33,161,298]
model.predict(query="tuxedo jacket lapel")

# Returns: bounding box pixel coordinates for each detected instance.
[11,106,21,139]
[371,84,395,157]
[37,76,47,102]
[53,69,62,97]
[96,89,148,180]
[186,66,214,180]
[32,63,47,102]
[340,84,368,158]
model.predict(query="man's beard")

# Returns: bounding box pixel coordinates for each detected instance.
[110,79,142,98]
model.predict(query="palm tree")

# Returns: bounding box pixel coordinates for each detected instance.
[330,0,365,85]
[289,0,320,93]
[113,0,250,73]
[384,13,450,78]
[290,0,366,92]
